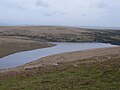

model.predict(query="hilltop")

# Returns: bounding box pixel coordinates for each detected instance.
[0,26,120,44]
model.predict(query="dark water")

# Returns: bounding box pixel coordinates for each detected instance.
[0,42,117,69]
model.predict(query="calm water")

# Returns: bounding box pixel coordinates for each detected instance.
[0,42,116,69]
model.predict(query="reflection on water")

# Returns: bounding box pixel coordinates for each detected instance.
[0,42,116,69]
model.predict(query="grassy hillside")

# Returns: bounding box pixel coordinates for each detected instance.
[0,26,119,89]
[0,54,120,90]
[0,26,120,45]
[0,37,53,58]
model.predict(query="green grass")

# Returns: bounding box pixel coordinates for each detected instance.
[0,55,120,90]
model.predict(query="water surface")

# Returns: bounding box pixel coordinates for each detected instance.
[0,42,116,69]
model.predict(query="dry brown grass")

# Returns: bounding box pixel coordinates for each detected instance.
[0,26,91,34]
[0,37,52,58]
[0,54,120,90]
[0,26,96,42]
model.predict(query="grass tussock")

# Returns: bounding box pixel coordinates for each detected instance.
[0,55,120,90]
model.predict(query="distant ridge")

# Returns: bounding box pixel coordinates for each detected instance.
[0,23,14,26]
[77,26,120,30]
[0,23,120,30]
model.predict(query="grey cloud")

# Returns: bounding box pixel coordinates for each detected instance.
[82,14,87,17]
[35,0,49,8]
[0,1,26,10]
[43,13,53,16]
[0,0,120,27]
[42,11,66,17]
[97,0,109,8]
[53,11,67,16]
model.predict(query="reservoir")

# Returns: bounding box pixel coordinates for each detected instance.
[0,42,117,69]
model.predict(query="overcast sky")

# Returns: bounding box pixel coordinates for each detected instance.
[0,0,120,27]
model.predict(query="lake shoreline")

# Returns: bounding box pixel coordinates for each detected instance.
[0,37,55,58]
[0,46,119,72]
[21,46,120,68]
[0,26,119,71]
[1,42,116,70]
